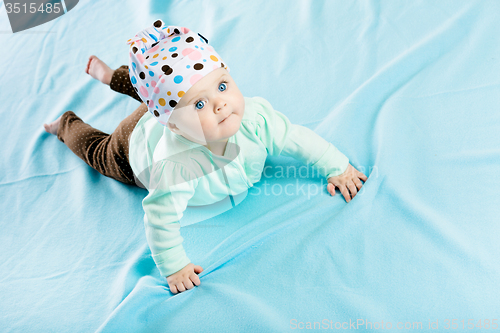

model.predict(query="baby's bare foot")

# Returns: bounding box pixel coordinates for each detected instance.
[85,55,113,85]
[43,115,62,135]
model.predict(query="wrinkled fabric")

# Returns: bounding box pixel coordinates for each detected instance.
[1,0,499,332]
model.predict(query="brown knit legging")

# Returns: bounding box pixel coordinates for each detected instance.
[57,65,146,187]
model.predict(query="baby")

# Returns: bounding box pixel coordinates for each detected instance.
[44,19,368,294]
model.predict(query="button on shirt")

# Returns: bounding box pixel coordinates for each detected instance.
[128,96,350,277]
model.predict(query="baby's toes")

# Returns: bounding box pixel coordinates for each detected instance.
[87,55,98,73]
[85,56,92,74]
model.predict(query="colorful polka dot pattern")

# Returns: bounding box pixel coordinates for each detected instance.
[126,19,230,126]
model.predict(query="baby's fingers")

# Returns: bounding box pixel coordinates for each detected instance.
[353,177,363,191]
[347,181,357,199]
[183,279,195,290]
[338,185,352,202]
[357,170,368,181]
[169,282,179,294]
[327,183,336,196]
[190,272,201,286]
[176,282,186,293]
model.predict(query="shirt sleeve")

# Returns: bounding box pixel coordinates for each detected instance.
[141,159,199,277]
[252,96,349,180]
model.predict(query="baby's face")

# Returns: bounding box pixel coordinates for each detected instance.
[167,67,245,146]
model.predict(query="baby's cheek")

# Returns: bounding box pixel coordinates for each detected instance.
[199,119,212,132]
[203,121,219,138]
[240,100,246,114]
[236,94,245,114]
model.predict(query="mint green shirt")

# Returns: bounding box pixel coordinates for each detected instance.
[128,96,349,277]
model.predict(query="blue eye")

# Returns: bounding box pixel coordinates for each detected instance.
[195,100,205,110]
[194,80,228,110]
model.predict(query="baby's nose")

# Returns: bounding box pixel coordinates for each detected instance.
[216,102,227,111]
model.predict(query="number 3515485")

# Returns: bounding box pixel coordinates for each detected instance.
[5,2,62,14]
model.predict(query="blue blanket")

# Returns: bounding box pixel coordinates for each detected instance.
[1,0,499,331]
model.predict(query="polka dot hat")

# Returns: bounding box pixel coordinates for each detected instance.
[126,19,230,126]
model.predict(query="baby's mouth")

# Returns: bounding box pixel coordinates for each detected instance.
[220,114,231,123]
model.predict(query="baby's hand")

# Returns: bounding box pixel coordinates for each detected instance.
[166,263,203,294]
[327,163,368,202]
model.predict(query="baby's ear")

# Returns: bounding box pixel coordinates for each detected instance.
[166,121,178,132]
